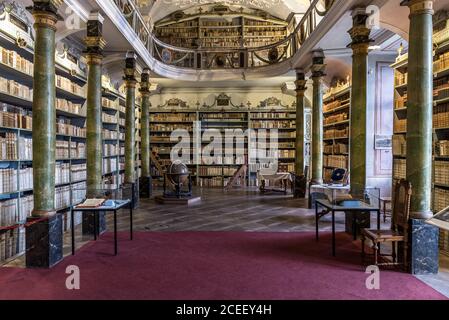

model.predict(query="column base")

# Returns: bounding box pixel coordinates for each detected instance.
[26,214,63,269]
[410,219,439,275]
[410,210,434,220]
[293,174,307,198]
[139,176,152,198]
[123,181,139,209]
[82,212,106,236]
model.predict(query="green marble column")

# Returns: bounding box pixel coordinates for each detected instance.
[124,53,137,184]
[85,16,106,196]
[140,69,151,178]
[404,0,434,219]
[26,0,63,269]
[311,51,326,185]
[348,10,371,194]
[31,3,61,217]
[295,70,307,176]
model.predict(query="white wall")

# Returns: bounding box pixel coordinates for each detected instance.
[366,53,396,197]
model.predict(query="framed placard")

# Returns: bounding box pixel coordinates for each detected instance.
[374,135,392,150]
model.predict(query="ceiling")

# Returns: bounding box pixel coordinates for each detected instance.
[139,0,315,25]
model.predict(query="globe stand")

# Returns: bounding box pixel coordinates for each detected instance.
[163,174,193,198]
[155,173,201,205]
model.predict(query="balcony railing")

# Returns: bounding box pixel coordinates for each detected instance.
[112,0,335,70]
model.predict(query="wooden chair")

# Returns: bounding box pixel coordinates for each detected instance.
[361,179,412,271]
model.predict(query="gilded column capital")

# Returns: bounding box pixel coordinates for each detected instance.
[401,0,434,15]
[347,8,372,54]
[27,0,63,31]
[295,79,307,95]
[295,70,307,96]
[123,51,138,85]
[139,68,151,95]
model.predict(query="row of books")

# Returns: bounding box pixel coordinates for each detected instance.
[324,143,348,154]
[393,159,406,180]
[434,51,449,74]
[0,132,17,160]
[104,129,119,140]
[55,163,70,185]
[433,104,449,128]
[324,113,348,125]
[395,72,407,87]
[250,112,294,119]
[104,144,119,156]
[324,100,347,113]
[0,228,25,263]
[151,124,192,132]
[0,195,33,228]
[434,78,449,100]
[198,166,223,176]
[436,140,449,156]
[56,75,85,97]
[324,128,349,140]
[202,113,247,120]
[56,120,86,138]
[71,164,86,182]
[198,177,223,187]
[150,114,197,122]
[435,161,449,186]
[394,118,407,133]
[0,77,33,101]
[0,45,33,76]
[324,155,348,169]
[56,98,82,115]
[394,94,407,109]
[393,134,407,156]
[251,121,295,129]
[102,97,119,109]
[0,106,32,129]
[102,113,117,124]
[103,157,118,175]
[0,168,18,193]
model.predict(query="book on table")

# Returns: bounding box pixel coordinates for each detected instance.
[76,198,106,208]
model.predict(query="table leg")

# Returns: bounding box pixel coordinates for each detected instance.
[71,209,75,256]
[352,213,357,240]
[332,210,336,257]
[315,202,319,241]
[93,212,97,241]
[377,210,381,230]
[130,206,133,240]
[114,210,117,256]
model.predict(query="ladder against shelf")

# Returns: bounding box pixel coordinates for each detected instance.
[322,80,351,183]
[391,13,449,255]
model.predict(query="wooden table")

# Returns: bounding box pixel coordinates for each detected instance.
[71,199,132,256]
[315,198,381,256]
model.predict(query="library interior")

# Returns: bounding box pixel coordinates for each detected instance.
[0,0,449,301]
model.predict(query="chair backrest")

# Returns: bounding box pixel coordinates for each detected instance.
[392,179,412,231]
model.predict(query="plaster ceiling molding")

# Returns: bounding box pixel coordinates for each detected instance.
[147,0,313,22]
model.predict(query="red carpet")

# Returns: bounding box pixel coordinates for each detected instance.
[0,232,446,300]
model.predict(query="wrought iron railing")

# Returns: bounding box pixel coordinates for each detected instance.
[112,0,336,70]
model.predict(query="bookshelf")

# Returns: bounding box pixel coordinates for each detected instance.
[322,81,351,183]
[149,97,298,188]
[248,110,296,186]
[391,14,449,255]
[154,5,288,50]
